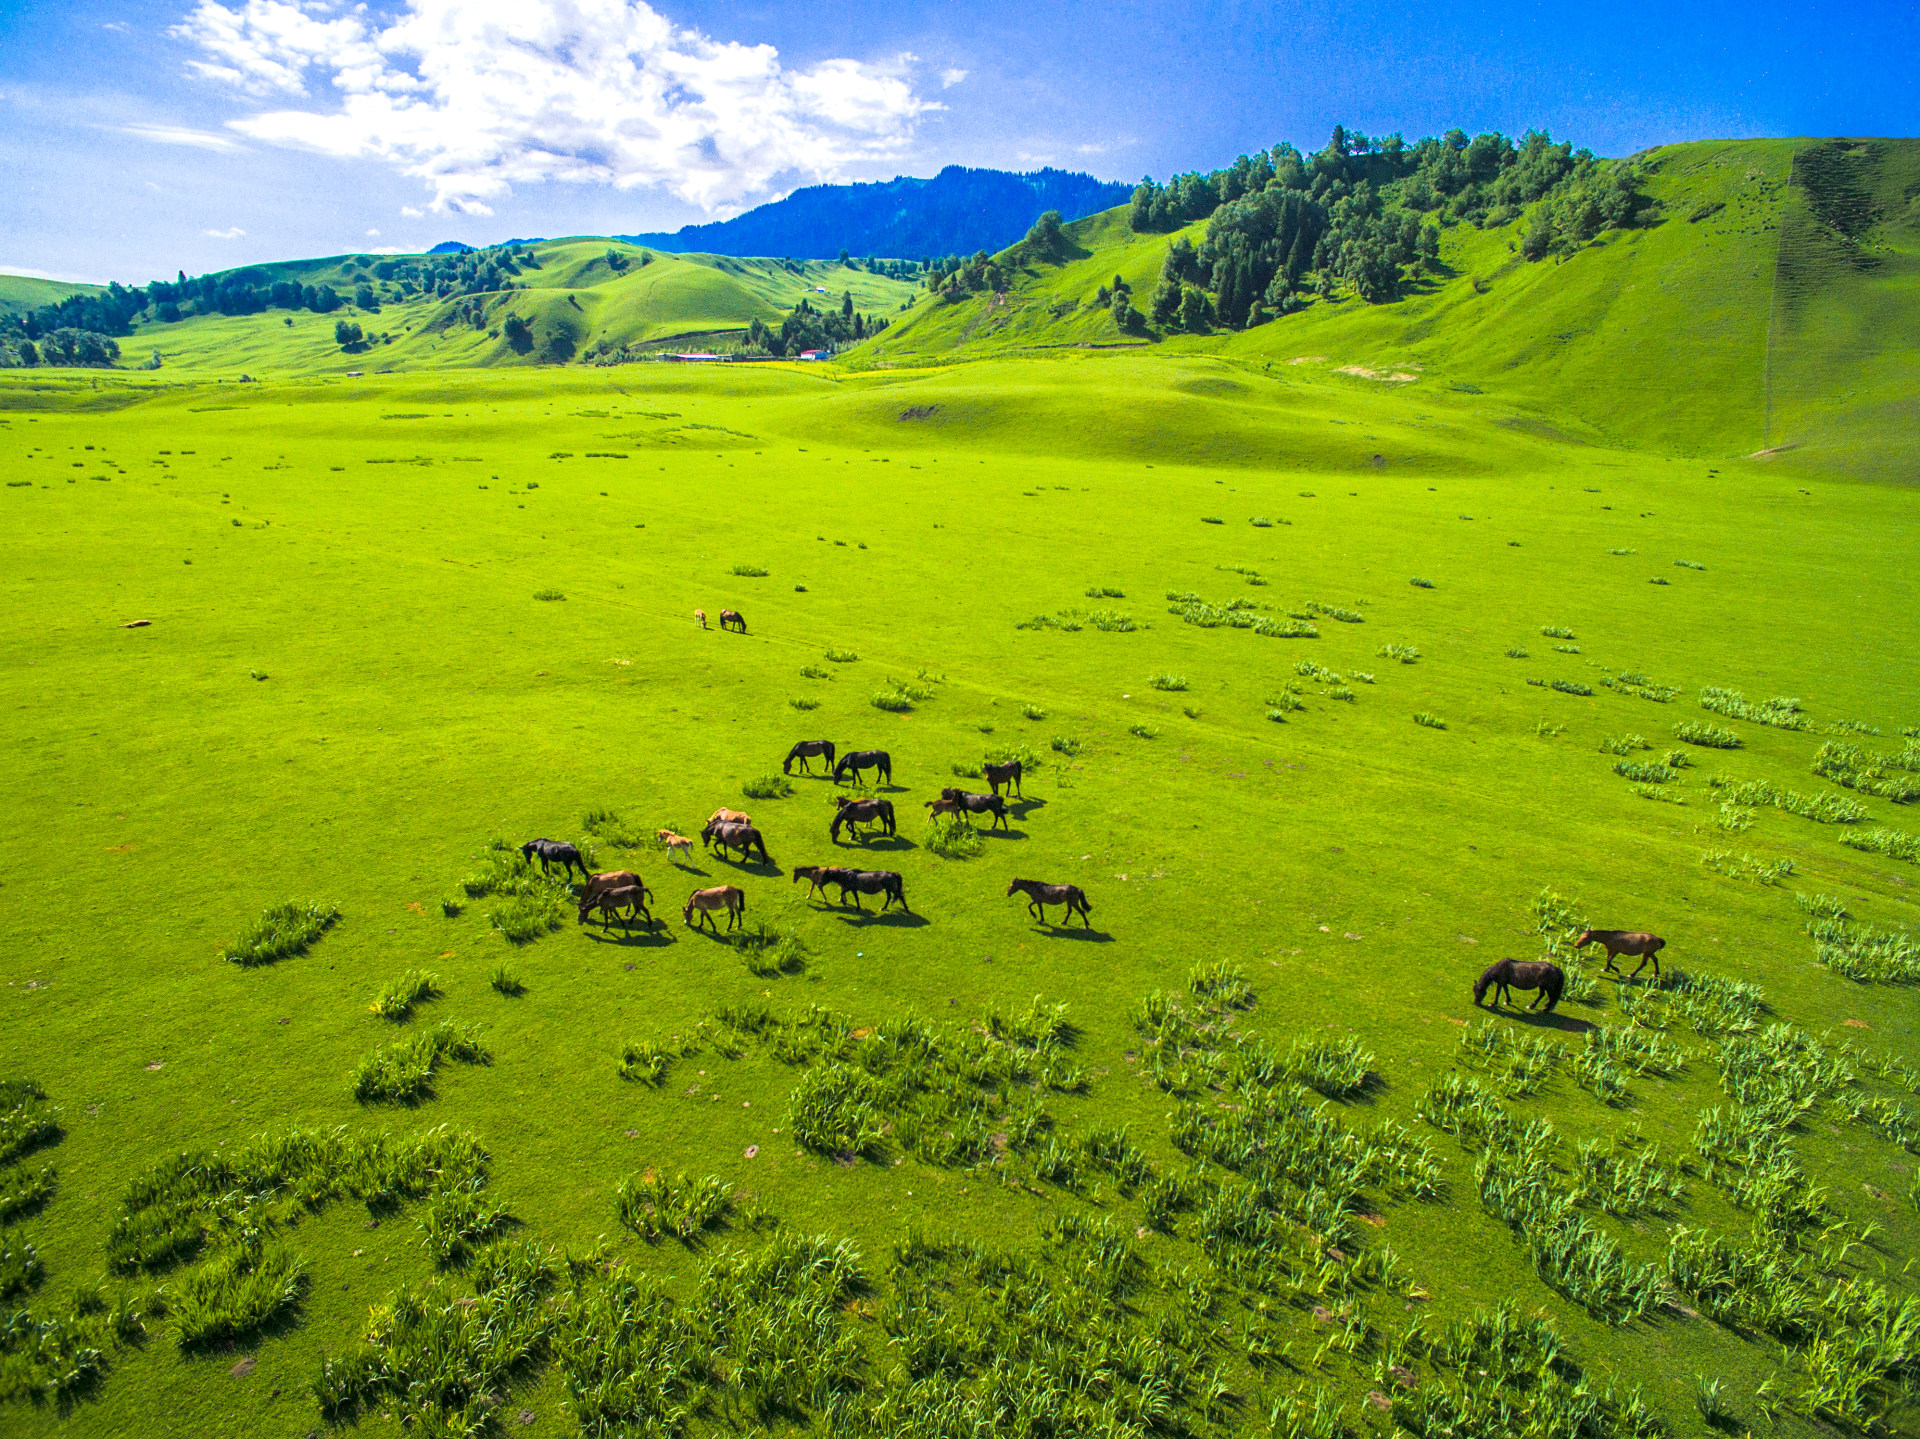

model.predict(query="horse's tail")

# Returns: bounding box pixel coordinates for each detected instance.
[737,888,747,915]
[1543,968,1564,1010]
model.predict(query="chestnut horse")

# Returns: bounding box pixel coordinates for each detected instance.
[1007,878,1092,928]
[701,820,772,865]
[1575,929,1665,980]
[1473,959,1564,1012]
[684,885,745,931]
[792,864,856,901]
[719,609,747,633]
[578,883,652,930]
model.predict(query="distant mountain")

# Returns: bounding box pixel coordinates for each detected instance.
[428,241,475,254]
[617,166,1133,260]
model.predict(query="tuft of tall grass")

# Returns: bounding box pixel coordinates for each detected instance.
[352,1022,489,1104]
[219,901,341,966]
[1050,735,1081,756]
[1700,685,1805,730]
[1541,626,1575,639]
[1613,759,1668,783]
[925,813,983,860]
[1549,679,1593,696]
[169,1238,308,1349]
[1379,642,1419,663]
[1085,584,1125,597]
[730,924,807,977]
[1505,646,1529,658]
[741,774,794,799]
[370,970,440,1021]
[1413,711,1446,729]
[417,1178,514,1267]
[729,563,769,576]
[1674,720,1741,748]
[488,964,524,996]
[1599,734,1650,755]
[1189,960,1253,1009]
[487,886,567,944]
[1409,577,1435,589]
[616,1170,732,1242]
[532,588,565,601]
[1148,673,1188,691]
[788,696,819,710]
[0,1079,60,1168]
[1812,740,1920,802]
[1128,723,1157,738]
[1840,828,1920,864]
[799,664,831,679]
[1304,601,1364,623]
[618,1040,672,1086]
[824,647,859,662]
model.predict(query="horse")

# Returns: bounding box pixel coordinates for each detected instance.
[924,797,961,819]
[520,839,589,883]
[1473,959,1565,1012]
[940,788,1009,831]
[694,609,707,630]
[1574,929,1666,981]
[701,820,772,865]
[657,830,694,864]
[707,808,752,829]
[830,797,895,841]
[1007,878,1092,928]
[578,883,652,930]
[792,864,856,901]
[684,885,745,931]
[719,609,747,633]
[983,759,1024,797]
[834,870,908,912]
[783,740,836,776]
[581,870,642,905]
[832,750,893,787]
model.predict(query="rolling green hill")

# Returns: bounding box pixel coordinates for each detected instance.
[0,272,104,320]
[858,138,1920,478]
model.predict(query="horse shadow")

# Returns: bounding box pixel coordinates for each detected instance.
[981,827,1028,841]
[1485,1006,1595,1035]
[583,923,673,948]
[667,861,712,879]
[1031,925,1114,942]
[712,857,783,877]
[1007,797,1046,818]
[835,836,916,852]
[833,908,928,929]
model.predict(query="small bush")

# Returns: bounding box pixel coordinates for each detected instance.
[1414,712,1446,730]
[1409,577,1435,589]
[618,1041,672,1086]
[742,774,794,800]
[488,965,524,997]
[925,813,984,860]
[532,588,565,601]
[1505,646,1529,658]
[799,664,831,679]
[1550,680,1594,696]
[1379,643,1420,663]
[1148,673,1188,691]
[1022,703,1046,720]
[1129,723,1157,739]
[824,648,859,662]
[220,901,341,967]
[1541,626,1575,639]
[1674,721,1741,749]
[370,970,439,1021]
[1085,585,1125,598]
[788,696,819,710]
[1050,735,1082,756]
[729,563,769,577]
[1201,516,1224,524]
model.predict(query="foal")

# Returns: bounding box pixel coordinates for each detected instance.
[1574,929,1665,981]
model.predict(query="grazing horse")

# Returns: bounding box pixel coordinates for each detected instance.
[578,883,652,930]
[924,797,961,819]
[1473,959,1565,1012]
[701,820,773,865]
[719,609,747,633]
[1007,878,1093,928]
[694,609,707,630]
[983,759,1024,797]
[684,885,745,932]
[707,808,752,829]
[792,864,856,901]
[1575,929,1666,981]
[940,788,1009,831]
[783,740,837,776]
[657,830,694,864]
[834,870,908,912]
[830,797,896,841]
[520,839,589,883]
[581,871,642,905]
[832,750,893,787]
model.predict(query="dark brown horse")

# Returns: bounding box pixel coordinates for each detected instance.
[830,797,895,841]
[792,864,856,901]
[520,838,589,883]
[835,870,908,912]
[783,740,836,775]
[1007,878,1092,928]
[982,759,1024,797]
[719,609,747,633]
[578,883,652,930]
[1473,959,1564,1011]
[832,750,893,786]
[701,819,772,865]
[1575,929,1665,980]
[940,788,1009,830]
[581,870,642,904]
[684,885,745,931]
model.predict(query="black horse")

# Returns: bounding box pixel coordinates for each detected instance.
[834,870,908,912]
[833,749,893,786]
[521,839,589,883]
[830,797,896,841]
[783,740,837,776]
[940,788,1009,831]
[701,820,773,865]
[983,759,1024,797]
[1007,878,1092,928]
[1473,959,1565,1012]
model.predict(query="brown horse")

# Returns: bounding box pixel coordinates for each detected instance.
[924,797,961,819]
[719,609,747,633]
[1575,929,1665,980]
[702,820,772,865]
[792,864,856,901]
[783,740,836,775]
[581,870,642,904]
[657,830,694,864]
[578,883,652,930]
[707,808,752,829]
[1473,959,1564,1011]
[684,885,745,931]
[983,759,1024,797]
[694,609,707,629]
[831,797,895,841]
[1007,878,1092,928]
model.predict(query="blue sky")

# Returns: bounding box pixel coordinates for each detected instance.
[1,0,1912,284]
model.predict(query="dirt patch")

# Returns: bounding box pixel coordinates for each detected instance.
[1287,355,1326,365]
[898,406,939,421]
[1749,443,1801,459]
[1336,365,1418,383]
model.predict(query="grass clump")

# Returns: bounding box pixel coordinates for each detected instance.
[788,696,818,710]
[1803,907,1920,983]
[615,1170,732,1242]
[417,1178,515,1267]
[1600,734,1650,755]
[741,774,794,800]
[730,925,807,978]
[824,647,859,662]
[799,664,831,679]
[1200,515,1224,524]
[1708,774,1869,824]
[1840,828,1920,864]
[1812,740,1920,802]
[1413,711,1446,730]
[618,1040,672,1085]
[1613,759,1669,783]
[1050,735,1082,757]
[925,813,984,859]
[352,1022,490,1104]
[532,588,565,601]
[169,1239,308,1350]
[0,1080,60,1169]
[1700,685,1805,730]
[488,964,524,996]
[1147,672,1187,691]
[871,686,913,712]
[1409,576,1435,589]
[487,886,568,944]
[1700,849,1793,886]
[1128,723,1157,739]
[1304,601,1364,623]
[1379,642,1419,663]
[1550,679,1594,696]
[1189,960,1253,1009]
[1021,703,1046,720]
[730,563,769,576]
[219,901,340,967]
[1674,720,1742,748]
[1085,584,1125,597]
[1541,626,1575,639]
[1505,646,1529,658]
[370,970,440,1021]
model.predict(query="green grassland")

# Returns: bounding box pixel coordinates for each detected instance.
[2,137,1919,1439]
[0,275,104,322]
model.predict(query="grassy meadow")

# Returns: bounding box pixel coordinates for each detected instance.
[3,139,1920,1439]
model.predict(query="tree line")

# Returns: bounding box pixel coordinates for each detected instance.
[746,291,891,357]
[1129,126,1654,329]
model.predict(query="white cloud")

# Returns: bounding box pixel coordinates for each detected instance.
[939,67,967,88]
[103,21,130,32]
[204,226,247,238]
[118,122,246,152]
[172,0,937,215]
[365,227,382,236]
[400,205,426,217]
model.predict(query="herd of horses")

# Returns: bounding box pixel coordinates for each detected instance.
[528,744,1659,986]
